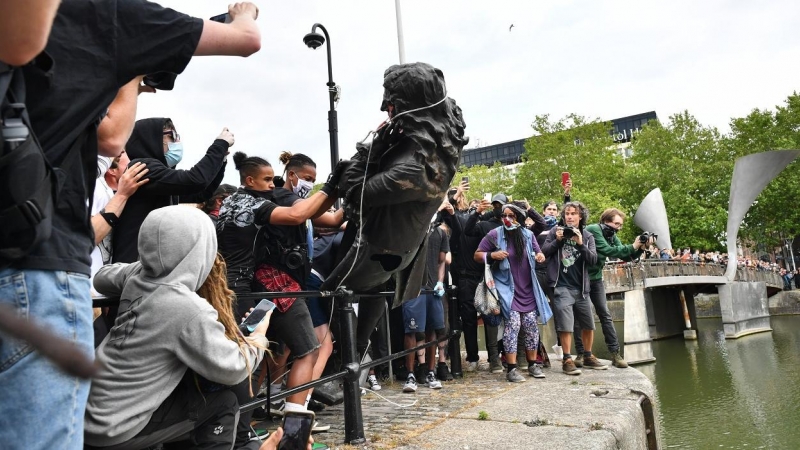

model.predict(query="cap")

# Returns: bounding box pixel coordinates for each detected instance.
[491,193,508,204]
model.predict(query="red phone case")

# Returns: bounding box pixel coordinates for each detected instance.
[561,172,570,187]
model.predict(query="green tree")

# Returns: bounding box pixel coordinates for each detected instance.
[455,161,516,203]
[623,111,731,251]
[727,92,800,248]
[514,114,627,225]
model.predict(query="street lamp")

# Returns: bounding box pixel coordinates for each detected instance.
[303,24,339,178]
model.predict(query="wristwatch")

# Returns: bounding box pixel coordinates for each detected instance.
[99,208,119,227]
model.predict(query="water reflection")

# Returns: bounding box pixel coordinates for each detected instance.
[639,317,800,449]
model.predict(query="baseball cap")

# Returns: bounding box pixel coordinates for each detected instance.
[491,193,508,204]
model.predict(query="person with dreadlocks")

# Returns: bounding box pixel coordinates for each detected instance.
[86,206,270,449]
[474,202,550,382]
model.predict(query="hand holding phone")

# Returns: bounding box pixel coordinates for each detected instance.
[561,172,570,188]
[209,13,231,23]
[239,299,276,335]
[483,193,492,202]
[278,410,315,450]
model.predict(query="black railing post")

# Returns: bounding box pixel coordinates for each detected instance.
[338,289,366,445]
[446,285,463,378]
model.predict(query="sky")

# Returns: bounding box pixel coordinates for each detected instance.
[137,0,800,186]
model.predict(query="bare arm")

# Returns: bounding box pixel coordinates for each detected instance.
[436,251,447,284]
[195,3,261,57]
[262,192,334,226]
[97,76,150,157]
[311,207,344,227]
[0,0,61,66]
[91,162,149,245]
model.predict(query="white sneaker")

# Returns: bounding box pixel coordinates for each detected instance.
[426,371,442,389]
[367,374,382,391]
[465,361,478,372]
[552,344,564,361]
[311,420,330,433]
[403,375,418,393]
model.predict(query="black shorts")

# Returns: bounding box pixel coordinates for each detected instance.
[265,298,320,358]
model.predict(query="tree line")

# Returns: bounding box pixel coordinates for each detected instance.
[457,92,800,252]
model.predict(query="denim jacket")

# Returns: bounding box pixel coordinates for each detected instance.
[486,226,552,324]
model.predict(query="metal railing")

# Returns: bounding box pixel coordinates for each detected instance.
[95,287,461,445]
[602,260,784,293]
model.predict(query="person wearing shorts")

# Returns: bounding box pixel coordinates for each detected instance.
[402,225,449,392]
[541,201,604,375]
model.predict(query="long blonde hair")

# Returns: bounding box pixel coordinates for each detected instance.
[198,253,265,396]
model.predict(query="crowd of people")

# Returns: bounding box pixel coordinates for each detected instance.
[5,2,793,450]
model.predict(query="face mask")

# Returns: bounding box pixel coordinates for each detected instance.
[165,142,183,167]
[292,177,314,198]
[544,215,558,229]
[502,217,519,230]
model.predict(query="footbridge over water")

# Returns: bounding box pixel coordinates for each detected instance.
[599,261,782,364]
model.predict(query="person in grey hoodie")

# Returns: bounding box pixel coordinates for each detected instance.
[85,206,269,450]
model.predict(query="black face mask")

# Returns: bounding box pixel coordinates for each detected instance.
[599,223,618,241]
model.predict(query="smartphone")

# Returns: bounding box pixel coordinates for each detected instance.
[209,13,231,23]
[561,172,570,187]
[483,193,492,202]
[239,299,276,334]
[461,176,469,184]
[278,410,315,450]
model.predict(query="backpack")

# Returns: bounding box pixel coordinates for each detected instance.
[0,61,55,263]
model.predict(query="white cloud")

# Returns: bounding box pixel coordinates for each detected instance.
[137,0,800,186]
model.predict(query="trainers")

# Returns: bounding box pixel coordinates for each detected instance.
[552,344,564,360]
[437,362,453,381]
[403,375,418,393]
[562,358,582,375]
[611,352,629,369]
[528,364,545,378]
[574,354,584,368]
[425,371,442,389]
[489,358,504,374]
[506,368,526,382]
[465,361,478,372]
[269,400,285,418]
[583,354,608,370]
[367,374,382,391]
[311,421,330,433]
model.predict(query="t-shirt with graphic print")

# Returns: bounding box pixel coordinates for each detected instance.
[556,239,583,290]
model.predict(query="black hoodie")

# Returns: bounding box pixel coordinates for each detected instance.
[112,118,228,263]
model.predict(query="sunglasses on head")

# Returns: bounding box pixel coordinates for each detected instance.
[163,129,180,142]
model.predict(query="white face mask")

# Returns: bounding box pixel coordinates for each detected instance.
[292,177,314,198]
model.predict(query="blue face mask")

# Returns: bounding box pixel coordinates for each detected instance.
[544,215,558,229]
[165,142,184,167]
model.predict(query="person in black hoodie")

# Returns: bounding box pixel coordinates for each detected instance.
[113,118,230,263]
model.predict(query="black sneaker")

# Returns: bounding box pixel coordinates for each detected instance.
[307,398,326,412]
[437,362,453,381]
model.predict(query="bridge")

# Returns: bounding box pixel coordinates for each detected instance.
[602,260,783,293]
[595,260,782,365]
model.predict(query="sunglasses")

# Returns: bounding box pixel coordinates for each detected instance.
[501,214,517,219]
[163,129,180,142]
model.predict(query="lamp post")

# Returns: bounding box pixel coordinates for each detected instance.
[303,24,339,177]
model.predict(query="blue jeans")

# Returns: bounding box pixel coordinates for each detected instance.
[0,269,94,450]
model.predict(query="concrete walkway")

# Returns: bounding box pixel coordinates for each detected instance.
[254,354,660,449]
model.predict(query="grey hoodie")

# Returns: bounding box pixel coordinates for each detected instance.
[85,206,266,447]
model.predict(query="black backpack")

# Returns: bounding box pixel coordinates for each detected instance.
[0,61,55,263]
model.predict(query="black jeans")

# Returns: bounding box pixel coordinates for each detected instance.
[86,372,240,450]
[574,279,620,354]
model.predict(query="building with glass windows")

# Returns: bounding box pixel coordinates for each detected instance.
[461,111,658,168]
